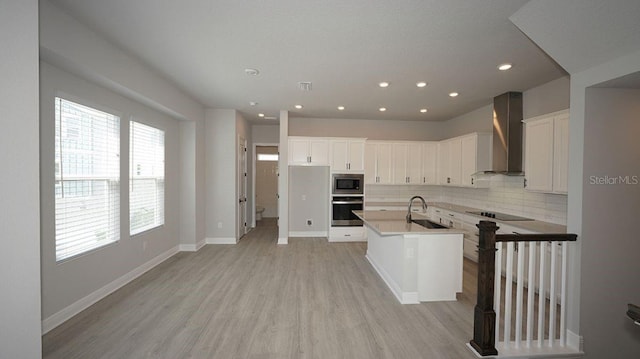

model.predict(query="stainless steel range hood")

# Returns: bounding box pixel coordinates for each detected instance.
[481,91,524,176]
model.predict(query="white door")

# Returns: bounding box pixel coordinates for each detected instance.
[238,137,248,238]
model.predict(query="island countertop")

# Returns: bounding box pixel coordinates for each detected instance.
[353,210,466,236]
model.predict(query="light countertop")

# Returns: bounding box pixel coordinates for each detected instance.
[353,210,466,236]
[364,201,567,234]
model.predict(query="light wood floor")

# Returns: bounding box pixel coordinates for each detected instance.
[43,219,480,359]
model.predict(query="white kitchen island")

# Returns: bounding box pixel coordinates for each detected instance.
[354,210,465,304]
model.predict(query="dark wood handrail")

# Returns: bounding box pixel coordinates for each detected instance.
[496,233,577,242]
[469,220,578,357]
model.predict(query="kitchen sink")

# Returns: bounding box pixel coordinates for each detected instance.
[411,219,448,229]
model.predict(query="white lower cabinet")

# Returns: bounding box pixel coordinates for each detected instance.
[329,226,366,242]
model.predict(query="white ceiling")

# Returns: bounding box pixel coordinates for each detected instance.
[49,0,567,123]
[510,0,640,76]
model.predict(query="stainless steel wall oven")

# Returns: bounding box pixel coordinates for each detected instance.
[331,196,363,226]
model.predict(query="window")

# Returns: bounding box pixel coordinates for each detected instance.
[257,153,279,161]
[130,121,165,235]
[55,97,120,261]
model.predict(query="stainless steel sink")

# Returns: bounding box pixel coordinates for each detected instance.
[411,219,447,229]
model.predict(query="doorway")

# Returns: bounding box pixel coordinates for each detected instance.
[238,136,248,239]
[253,144,279,228]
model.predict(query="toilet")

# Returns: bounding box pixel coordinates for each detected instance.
[256,206,265,221]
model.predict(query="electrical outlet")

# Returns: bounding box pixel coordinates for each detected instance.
[306,219,313,226]
[217,222,222,228]
[302,194,307,201]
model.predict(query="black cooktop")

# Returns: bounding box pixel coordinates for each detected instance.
[466,210,533,221]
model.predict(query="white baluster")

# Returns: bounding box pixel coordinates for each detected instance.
[560,241,568,346]
[538,241,546,347]
[527,242,536,346]
[515,242,525,346]
[504,242,514,343]
[549,241,558,346]
[494,242,503,342]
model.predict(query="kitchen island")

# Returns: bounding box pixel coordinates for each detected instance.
[354,210,465,304]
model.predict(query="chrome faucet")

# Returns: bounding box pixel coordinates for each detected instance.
[406,195,428,223]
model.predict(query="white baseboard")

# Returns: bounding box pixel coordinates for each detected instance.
[365,254,418,304]
[42,245,179,334]
[277,237,288,245]
[288,231,328,238]
[206,237,237,244]
[179,238,207,251]
[566,330,584,351]
[179,244,197,251]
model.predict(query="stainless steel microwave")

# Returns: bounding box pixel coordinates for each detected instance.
[332,173,364,195]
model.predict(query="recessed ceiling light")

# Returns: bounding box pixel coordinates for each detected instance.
[498,63,513,71]
[378,82,390,88]
[337,106,345,111]
[244,68,260,76]
[379,107,387,112]
[294,105,303,109]
[416,82,427,88]
[249,101,258,106]
[258,113,265,117]
[449,92,459,97]
[420,108,428,113]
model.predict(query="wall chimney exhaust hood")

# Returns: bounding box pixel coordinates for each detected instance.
[476,91,524,176]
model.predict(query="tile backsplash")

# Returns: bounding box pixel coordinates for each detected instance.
[365,175,567,225]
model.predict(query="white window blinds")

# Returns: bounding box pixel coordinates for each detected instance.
[130,121,165,235]
[55,97,121,261]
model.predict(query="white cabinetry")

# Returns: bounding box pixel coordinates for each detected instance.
[438,133,491,187]
[524,110,569,193]
[365,142,393,184]
[329,226,366,242]
[460,133,492,187]
[392,142,422,184]
[552,112,569,193]
[288,137,329,166]
[330,138,365,172]
[421,141,438,184]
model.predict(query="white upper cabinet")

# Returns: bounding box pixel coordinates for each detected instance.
[288,136,329,166]
[437,140,451,185]
[524,110,569,193]
[365,141,393,184]
[392,142,422,184]
[421,141,438,184]
[330,138,365,172]
[552,112,570,193]
[438,133,491,187]
[460,133,492,187]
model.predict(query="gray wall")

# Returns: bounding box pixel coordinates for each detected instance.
[0,1,42,357]
[40,62,181,321]
[581,87,640,358]
[439,104,493,139]
[523,76,571,119]
[205,109,238,240]
[38,0,206,334]
[290,117,443,140]
[252,124,280,143]
[440,76,570,139]
[288,166,330,232]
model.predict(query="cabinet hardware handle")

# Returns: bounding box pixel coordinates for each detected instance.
[524,178,527,188]
[471,178,474,185]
